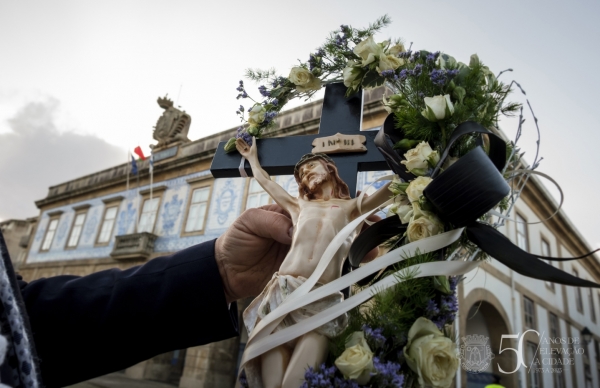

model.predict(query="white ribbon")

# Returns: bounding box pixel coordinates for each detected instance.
[241,260,478,366]
[239,156,248,178]
[239,173,480,375]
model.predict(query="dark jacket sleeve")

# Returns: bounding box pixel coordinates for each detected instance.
[20,239,239,388]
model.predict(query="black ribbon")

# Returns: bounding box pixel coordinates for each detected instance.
[362,118,600,289]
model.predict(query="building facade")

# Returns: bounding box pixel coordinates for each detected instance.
[16,88,600,388]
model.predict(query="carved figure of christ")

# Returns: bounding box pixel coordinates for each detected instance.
[235,137,391,388]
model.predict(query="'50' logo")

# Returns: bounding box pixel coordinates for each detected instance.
[498,330,540,374]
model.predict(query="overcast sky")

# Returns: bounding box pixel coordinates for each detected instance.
[0,0,599,249]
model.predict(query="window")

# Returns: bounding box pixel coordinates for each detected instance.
[41,217,59,251]
[245,178,271,209]
[541,238,554,290]
[138,197,160,233]
[552,352,566,388]
[97,206,118,244]
[595,339,600,363]
[526,341,541,388]
[549,312,560,338]
[523,296,536,329]
[584,364,592,388]
[184,186,211,233]
[516,213,529,251]
[66,211,87,248]
[590,289,597,322]
[574,268,584,313]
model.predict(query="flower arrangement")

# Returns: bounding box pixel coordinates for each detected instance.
[230,15,587,388]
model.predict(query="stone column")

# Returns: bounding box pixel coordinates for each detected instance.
[179,337,239,388]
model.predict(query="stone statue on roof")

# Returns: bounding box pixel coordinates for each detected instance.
[152,95,191,150]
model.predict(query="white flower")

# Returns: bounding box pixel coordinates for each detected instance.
[343,61,362,89]
[335,332,374,385]
[395,204,414,224]
[404,318,460,388]
[382,94,406,113]
[288,67,321,92]
[401,142,438,176]
[353,36,384,66]
[386,43,405,56]
[405,176,433,203]
[406,210,444,242]
[421,95,454,122]
[377,54,404,73]
[247,105,266,126]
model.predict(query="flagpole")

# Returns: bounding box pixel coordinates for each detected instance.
[126,150,130,195]
[150,153,153,204]
[136,168,140,234]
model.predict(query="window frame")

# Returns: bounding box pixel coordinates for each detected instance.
[515,212,529,252]
[181,177,214,237]
[540,237,555,291]
[40,210,63,252]
[136,185,167,235]
[574,268,584,314]
[590,288,597,323]
[242,177,273,211]
[523,295,536,329]
[95,196,123,246]
[65,204,91,250]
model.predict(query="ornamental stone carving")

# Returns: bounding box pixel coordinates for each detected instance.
[152,95,191,150]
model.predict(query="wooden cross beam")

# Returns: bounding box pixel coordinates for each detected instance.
[210,83,389,197]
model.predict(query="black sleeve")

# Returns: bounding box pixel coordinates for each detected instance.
[21,239,239,388]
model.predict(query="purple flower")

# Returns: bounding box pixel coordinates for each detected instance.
[258,85,270,97]
[380,69,397,79]
[373,357,404,387]
[398,69,409,81]
[426,299,440,318]
[271,98,279,106]
[242,92,248,98]
[412,64,423,77]
[236,131,253,145]
[363,325,386,347]
[239,105,245,112]
[430,68,448,87]
[426,51,440,64]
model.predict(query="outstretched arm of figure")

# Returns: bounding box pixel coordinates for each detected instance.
[359,181,393,214]
[236,137,298,214]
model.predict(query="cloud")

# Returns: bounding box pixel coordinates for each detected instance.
[0,98,125,220]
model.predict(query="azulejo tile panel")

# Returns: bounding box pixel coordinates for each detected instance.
[27,170,390,263]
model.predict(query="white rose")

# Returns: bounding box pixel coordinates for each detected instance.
[400,142,438,175]
[406,211,444,242]
[404,318,460,388]
[377,54,405,73]
[343,61,362,89]
[247,105,266,126]
[405,176,432,203]
[386,43,405,56]
[421,95,454,122]
[353,35,384,66]
[334,331,374,385]
[288,67,321,92]
[394,204,414,224]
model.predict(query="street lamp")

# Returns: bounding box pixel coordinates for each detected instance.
[581,326,593,344]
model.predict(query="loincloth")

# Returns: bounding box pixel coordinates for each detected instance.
[243,272,347,339]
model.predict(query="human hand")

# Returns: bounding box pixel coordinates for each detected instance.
[235,136,258,162]
[215,204,292,304]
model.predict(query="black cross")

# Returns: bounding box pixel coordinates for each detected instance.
[210,83,388,197]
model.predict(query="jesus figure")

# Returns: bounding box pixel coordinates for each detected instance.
[236,137,391,388]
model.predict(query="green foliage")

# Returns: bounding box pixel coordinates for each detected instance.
[329,250,439,360]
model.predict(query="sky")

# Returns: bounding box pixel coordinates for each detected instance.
[0,0,599,249]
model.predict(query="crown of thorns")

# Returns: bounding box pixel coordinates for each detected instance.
[294,153,335,175]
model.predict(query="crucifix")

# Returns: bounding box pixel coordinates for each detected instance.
[211,83,393,388]
[210,83,389,196]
